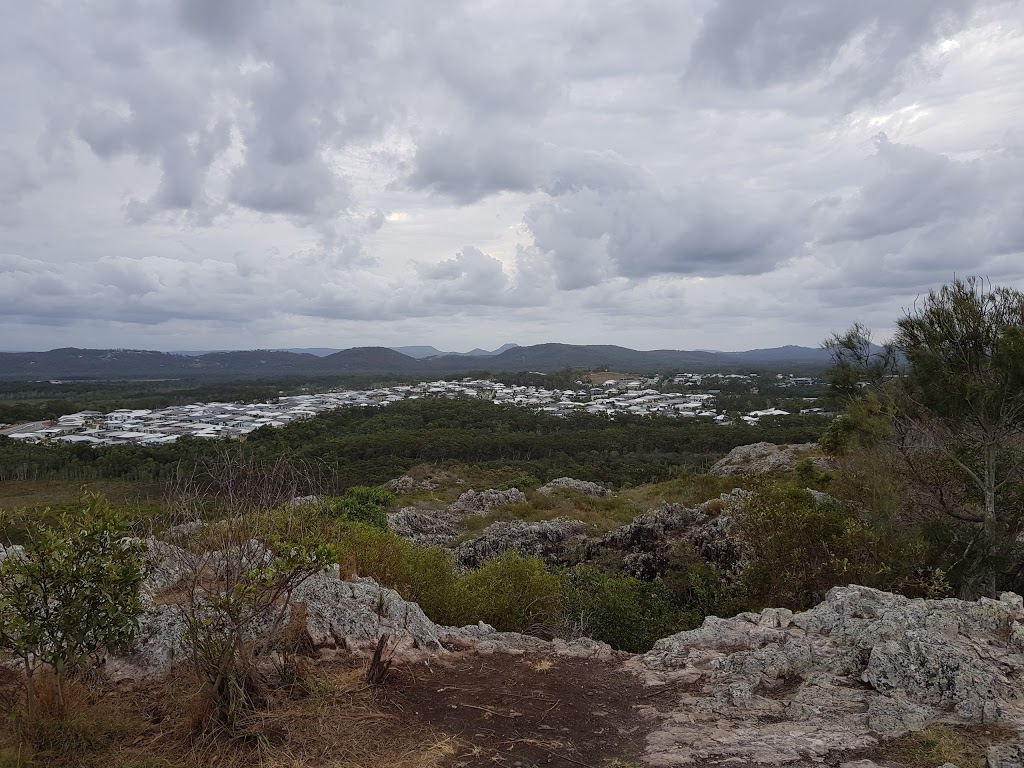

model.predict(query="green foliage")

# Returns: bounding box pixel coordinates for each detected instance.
[334,523,467,625]
[738,484,923,610]
[323,486,394,529]
[461,553,563,633]
[561,566,684,652]
[0,494,147,713]
[662,542,749,623]
[177,514,336,732]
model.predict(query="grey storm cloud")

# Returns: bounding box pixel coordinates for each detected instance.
[0,0,1022,351]
[685,0,1007,102]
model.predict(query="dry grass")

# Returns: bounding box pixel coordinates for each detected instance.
[875,724,1016,768]
[622,474,752,508]
[0,662,461,768]
[458,492,643,537]
[0,480,162,512]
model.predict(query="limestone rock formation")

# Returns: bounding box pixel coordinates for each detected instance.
[452,518,589,569]
[709,442,825,476]
[586,499,746,580]
[537,477,609,497]
[387,506,459,546]
[631,585,1024,765]
[383,475,437,493]
[447,488,526,516]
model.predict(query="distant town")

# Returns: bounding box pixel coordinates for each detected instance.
[1,372,830,447]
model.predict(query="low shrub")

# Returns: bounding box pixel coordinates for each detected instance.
[738,484,927,610]
[323,486,395,529]
[335,523,468,625]
[662,542,749,624]
[0,494,147,717]
[461,553,563,633]
[561,566,684,652]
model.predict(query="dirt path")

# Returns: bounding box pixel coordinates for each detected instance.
[386,651,652,767]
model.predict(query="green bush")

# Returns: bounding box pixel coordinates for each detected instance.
[323,486,395,529]
[562,566,684,652]
[662,542,749,624]
[461,553,563,633]
[335,523,468,625]
[738,484,925,609]
[0,494,147,715]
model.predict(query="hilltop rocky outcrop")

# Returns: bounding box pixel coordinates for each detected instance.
[709,442,827,476]
[452,518,589,569]
[583,491,749,580]
[110,533,1024,765]
[447,487,526,515]
[537,477,609,496]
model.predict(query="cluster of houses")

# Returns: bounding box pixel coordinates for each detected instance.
[2,374,827,447]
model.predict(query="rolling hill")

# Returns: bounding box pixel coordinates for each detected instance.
[0,343,834,379]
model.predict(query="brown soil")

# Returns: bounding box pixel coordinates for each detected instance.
[385,651,651,767]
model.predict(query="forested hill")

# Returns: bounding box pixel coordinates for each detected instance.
[0,343,834,379]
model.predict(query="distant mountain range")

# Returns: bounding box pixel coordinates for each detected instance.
[172,344,520,359]
[0,343,835,380]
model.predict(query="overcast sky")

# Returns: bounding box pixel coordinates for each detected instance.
[2,1,1023,353]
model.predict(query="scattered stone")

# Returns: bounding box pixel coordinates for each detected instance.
[160,519,206,542]
[537,477,609,497]
[453,518,589,569]
[447,488,526,516]
[709,442,826,476]
[288,495,322,508]
[631,585,1024,765]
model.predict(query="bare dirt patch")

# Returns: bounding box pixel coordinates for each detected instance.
[386,651,652,767]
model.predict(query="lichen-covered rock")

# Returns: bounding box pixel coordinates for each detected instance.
[294,570,444,653]
[140,538,193,595]
[585,502,746,579]
[447,488,526,516]
[387,507,458,546]
[537,477,609,497]
[709,442,825,476]
[988,741,1024,768]
[452,518,588,569]
[631,585,1024,766]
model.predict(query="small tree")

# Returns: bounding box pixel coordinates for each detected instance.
[0,494,147,715]
[825,277,1024,596]
[174,514,335,732]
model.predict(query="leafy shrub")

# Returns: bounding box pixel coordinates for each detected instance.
[461,553,562,633]
[738,484,925,609]
[561,566,684,652]
[661,542,749,625]
[335,523,468,625]
[173,513,336,732]
[0,494,147,715]
[323,486,395,529]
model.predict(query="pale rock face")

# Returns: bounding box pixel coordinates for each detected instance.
[382,475,437,493]
[537,477,609,497]
[631,585,1024,766]
[293,570,444,653]
[387,506,459,546]
[0,543,25,566]
[709,442,825,476]
[447,488,526,516]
